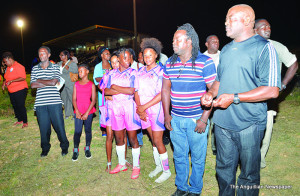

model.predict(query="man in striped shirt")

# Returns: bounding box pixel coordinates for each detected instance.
[162,23,216,196]
[31,46,69,157]
[201,5,281,196]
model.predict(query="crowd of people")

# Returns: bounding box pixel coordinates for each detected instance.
[1,4,298,196]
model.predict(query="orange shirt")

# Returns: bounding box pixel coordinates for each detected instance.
[4,61,28,93]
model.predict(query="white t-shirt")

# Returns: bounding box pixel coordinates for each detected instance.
[204,50,220,70]
[131,61,144,71]
[71,56,78,64]
[269,39,297,70]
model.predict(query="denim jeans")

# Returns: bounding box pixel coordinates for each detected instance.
[74,113,93,148]
[170,115,209,194]
[215,123,265,196]
[36,104,69,152]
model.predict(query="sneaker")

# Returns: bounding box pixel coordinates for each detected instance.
[40,150,49,157]
[13,121,23,126]
[149,166,163,178]
[84,147,92,159]
[109,164,128,174]
[22,122,28,128]
[171,189,188,196]
[61,149,68,156]
[72,148,79,161]
[155,170,171,183]
[72,152,79,161]
[131,167,140,179]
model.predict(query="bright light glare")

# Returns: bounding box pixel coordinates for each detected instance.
[17,19,24,28]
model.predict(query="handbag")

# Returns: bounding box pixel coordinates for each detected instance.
[65,61,78,82]
[69,72,78,82]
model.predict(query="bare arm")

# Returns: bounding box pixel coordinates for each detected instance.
[161,78,172,131]
[111,84,135,95]
[213,86,279,109]
[201,81,220,107]
[282,61,298,87]
[104,87,120,96]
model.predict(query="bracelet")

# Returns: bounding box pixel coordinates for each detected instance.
[199,118,207,125]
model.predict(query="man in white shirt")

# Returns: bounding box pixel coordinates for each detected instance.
[203,35,220,70]
[255,18,299,168]
[203,35,221,156]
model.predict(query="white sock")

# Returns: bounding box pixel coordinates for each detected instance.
[160,152,170,172]
[132,147,140,168]
[149,147,163,178]
[116,144,126,165]
[153,147,161,167]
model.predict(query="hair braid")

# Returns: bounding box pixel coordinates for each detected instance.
[170,23,200,69]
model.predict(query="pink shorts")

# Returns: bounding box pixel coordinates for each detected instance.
[100,100,113,128]
[111,99,141,131]
[140,99,165,131]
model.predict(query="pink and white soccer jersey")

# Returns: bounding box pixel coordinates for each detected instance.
[109,68,141,131]
[137,64,165,131]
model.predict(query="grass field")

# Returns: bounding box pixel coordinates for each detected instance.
[0,75,299,195]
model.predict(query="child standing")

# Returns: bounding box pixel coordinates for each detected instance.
[135,38,171,183]
[72,64,96,161]
[105,48,141,179]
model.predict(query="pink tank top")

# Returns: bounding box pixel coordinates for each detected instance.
[74,81,96,115]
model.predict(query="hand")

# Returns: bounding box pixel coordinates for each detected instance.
[213,94,234,109]
[164,114,173,131]
[5,80,12,86]
[110,84,116,90]
[138,111,148,122]
[81,113,88,120]
[201,92,214,107]
[75,110,82,119]
[194,118,207,133]
[136,105,146,115]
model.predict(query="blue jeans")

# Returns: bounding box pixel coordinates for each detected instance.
[36,104,69,152]
[170,115,209,194]
[215,123,265,196]
[74,113,93,148]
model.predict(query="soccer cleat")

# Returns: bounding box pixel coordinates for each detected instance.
[131,167,140,179]
[149,166,163,178]
[109,164,128,174]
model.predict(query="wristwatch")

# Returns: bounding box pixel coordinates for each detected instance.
[233,93,240,104]
[281,84,286,91]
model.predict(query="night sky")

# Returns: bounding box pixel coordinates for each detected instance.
[0,0,299,69]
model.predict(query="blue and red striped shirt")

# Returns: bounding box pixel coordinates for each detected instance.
[163,51,216,118]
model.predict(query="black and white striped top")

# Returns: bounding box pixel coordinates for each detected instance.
[30,62,63,110]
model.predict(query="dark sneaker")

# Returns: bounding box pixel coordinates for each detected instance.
[171,189,188,196]
[72,151,79,161]
[84,146,92,159]
[61,149,68,156]
[40,151,49,157]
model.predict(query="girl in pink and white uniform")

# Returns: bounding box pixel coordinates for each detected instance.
[135,38,171,183]
[104,48,141,179]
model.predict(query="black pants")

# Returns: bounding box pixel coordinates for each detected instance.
[73,113,93,148]
[36,104,69,152]
[8,88,28,123]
